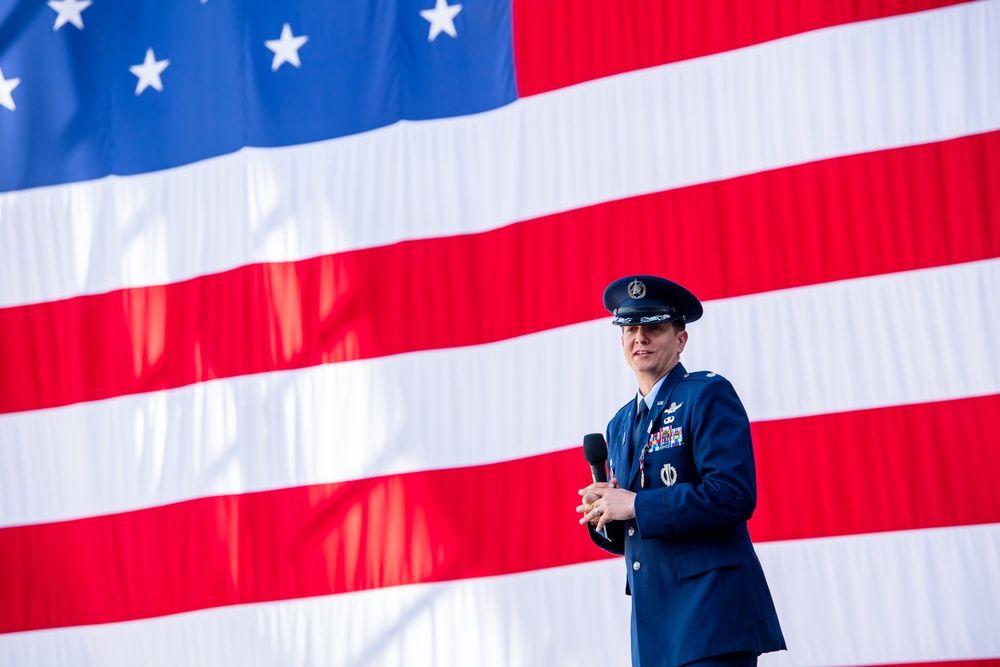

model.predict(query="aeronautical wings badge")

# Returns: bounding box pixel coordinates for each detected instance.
[665,402,683,415]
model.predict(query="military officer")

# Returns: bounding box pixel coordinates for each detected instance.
[577,275,785,667]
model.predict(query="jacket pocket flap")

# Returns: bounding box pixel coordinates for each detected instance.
[674,546,740,579]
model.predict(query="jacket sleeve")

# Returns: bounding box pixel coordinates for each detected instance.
[587,521,625,555]
[634,377,758,539]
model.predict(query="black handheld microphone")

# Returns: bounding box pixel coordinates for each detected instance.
[583,433,609,484]
[582,433,613,541]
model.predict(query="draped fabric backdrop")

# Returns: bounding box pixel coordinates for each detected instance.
[1,0,999,665]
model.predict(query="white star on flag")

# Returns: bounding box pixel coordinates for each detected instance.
[420,0,462,42]
[0,67,20,111]
[265,23,308,71]
[47,0,92,31]
[129,48,170,95]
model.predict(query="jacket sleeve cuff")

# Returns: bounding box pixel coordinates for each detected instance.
[634,488,674,540]
[588,521,626,555]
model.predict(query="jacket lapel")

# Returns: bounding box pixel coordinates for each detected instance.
[626,363,686,489]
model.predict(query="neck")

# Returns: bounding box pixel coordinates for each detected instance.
[637,362,677,397]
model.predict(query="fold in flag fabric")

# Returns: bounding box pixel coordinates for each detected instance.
[1,1,999,666]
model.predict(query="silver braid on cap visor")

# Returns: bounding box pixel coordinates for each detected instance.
[611,311,681,326]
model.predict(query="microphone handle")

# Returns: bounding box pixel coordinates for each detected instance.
[587,463,612,541]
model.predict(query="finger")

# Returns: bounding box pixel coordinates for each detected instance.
[580,488,605,502]
[579,481,612,495]
[590,505,603,527]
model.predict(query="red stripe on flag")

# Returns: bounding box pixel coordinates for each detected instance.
[0,450,614,634]
[512,0,972,96]
[2,394,998,633]
[750,394,1000,542]
[1,131,998,415]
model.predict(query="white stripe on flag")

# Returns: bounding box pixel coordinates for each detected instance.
[2,259,997,527]
[1,525,997,667]
[0,560,634,667]
[1,0,998,307]
[758,524,1000,667]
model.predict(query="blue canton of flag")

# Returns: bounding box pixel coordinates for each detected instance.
[0,0,516,193]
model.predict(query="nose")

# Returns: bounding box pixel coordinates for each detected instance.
[634,326,651,343]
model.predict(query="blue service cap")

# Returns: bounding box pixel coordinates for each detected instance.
[603,275,703,326]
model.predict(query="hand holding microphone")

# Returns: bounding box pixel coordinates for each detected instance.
[578,433,635,533]
[578,433,617,535]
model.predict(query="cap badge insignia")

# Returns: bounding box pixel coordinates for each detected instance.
[665,401,683,414]
[627,279,647,299]
[660,463,678,486]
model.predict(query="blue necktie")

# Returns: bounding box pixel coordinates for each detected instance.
[631,399,649,463]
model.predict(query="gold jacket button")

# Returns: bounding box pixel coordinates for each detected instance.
[633,561,641,571]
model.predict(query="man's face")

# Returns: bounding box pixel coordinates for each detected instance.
[621,323,688,386]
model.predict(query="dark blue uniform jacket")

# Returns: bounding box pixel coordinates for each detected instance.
[589,363,786,667]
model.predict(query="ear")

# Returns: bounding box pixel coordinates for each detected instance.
[677,330,688,354]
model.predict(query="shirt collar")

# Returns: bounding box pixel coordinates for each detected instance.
[637,372,669,411]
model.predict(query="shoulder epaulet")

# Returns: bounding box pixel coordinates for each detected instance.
[681,370,723,381]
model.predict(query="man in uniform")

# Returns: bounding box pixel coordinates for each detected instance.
[577,275,785,667]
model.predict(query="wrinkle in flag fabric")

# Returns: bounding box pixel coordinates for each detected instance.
[1,1,999,666]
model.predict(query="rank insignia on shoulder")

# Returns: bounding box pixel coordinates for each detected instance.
[665,401,683,414]
[706,372,717,377]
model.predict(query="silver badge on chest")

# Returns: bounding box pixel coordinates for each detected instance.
[660,463,678,486]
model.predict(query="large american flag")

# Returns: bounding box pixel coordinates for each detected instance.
[1,0,999,665]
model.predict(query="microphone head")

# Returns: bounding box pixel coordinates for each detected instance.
[582,433,608,464]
